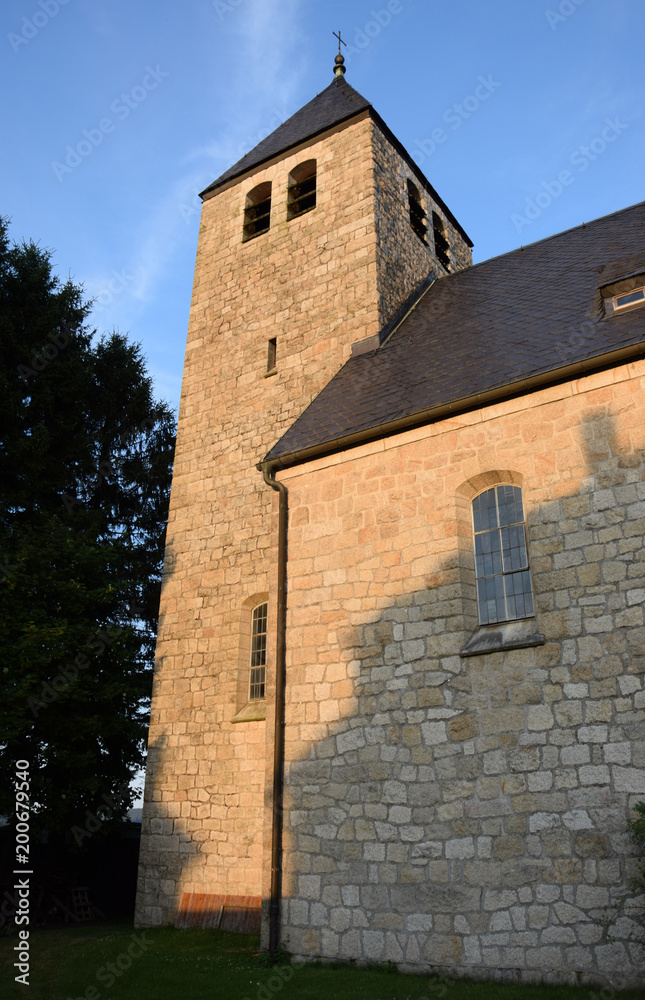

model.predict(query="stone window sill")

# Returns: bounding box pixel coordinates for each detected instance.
[264,369,277,379]
[460,618,545,657]
[231,702,266,723]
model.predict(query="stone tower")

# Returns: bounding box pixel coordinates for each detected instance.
[135,68,472,928]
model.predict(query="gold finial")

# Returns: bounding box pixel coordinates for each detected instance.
[333,29,346,77]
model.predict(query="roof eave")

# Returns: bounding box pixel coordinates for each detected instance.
[260,340,645,474]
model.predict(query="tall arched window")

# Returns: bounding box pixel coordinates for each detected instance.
[472,485,534,625]
[243,182,272,242]
[407,179,427,244]
[287,159,316,220]
[249,602,268,700]
[432,212,450,271]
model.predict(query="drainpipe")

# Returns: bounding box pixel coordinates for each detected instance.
[259,461,288,961]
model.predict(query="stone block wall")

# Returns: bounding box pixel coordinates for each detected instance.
[371,126,472,326]
[274,360,645,986]
[136,112,470,927]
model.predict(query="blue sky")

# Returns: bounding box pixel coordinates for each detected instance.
[2,0,644,416]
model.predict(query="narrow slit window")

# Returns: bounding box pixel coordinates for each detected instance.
[243,182,271,242]
[288,160,317,220]
[432,212,450,271]
[472,485,534,626]
[249,602,267,701]
[267,338,277,372]
[407,180,427,244]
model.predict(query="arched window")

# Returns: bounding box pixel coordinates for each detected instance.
[432,212,450,271]
[407,179,427,244]
[249,602,268,700]
[287,159,316,220]
[243,182,271,242]
[472,485,534,625]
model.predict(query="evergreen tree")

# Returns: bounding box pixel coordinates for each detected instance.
[0,218,176,837]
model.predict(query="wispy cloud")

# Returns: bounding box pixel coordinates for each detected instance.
[237,0,304,94]
[205,0,305,155]
[83,0,307,410]
[82,176,196,324]
[124,180,199,303]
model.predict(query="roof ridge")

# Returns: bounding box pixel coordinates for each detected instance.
[472,197,645,268]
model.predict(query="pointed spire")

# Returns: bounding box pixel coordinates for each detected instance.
[333,29,347,77]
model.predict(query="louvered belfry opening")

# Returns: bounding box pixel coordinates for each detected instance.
[287,159,317,220]
[243,181,272,241]
[407,179,427,245]
[432,210,451,271]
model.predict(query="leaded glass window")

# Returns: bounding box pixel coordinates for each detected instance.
[249,602,267,700]
[472,485,534,625]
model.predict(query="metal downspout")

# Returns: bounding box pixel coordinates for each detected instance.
[260,462,288,961]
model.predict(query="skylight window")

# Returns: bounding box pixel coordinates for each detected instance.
[600,272,645,317]
[614,287,645,311]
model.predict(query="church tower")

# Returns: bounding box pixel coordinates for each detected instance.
[135,57,472,929]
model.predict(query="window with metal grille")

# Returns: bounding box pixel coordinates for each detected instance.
[432,212,450,271]
[472,485,534,625]
[287,159,316,220]
[249,602,267,700]
[243,182,271,242]
[407,179,427,244]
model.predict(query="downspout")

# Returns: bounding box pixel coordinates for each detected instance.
[259,461,288,961]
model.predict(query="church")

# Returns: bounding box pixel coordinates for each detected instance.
[135,52,645,987]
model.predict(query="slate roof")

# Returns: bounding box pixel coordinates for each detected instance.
[201,77,371,196]
[264,201,645,466]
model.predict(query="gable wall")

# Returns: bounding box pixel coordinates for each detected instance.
[274,359,645,986]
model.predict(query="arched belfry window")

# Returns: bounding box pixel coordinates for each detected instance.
[407,179,427,244]
[432,211,450,271]
[472,485,534,625]
[243,181,271,242]
[249,602,268,700]
[287,159,316,220]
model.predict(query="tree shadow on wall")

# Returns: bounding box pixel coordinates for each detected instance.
[136,406,645,984]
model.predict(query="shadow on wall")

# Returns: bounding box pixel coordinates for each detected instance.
[136,728,262,933]
[137,406,645,986]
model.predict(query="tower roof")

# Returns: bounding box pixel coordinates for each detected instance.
[201,77,371,197]
[200,76,472,246]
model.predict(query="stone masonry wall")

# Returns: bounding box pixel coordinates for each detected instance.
[371,127,472,326]
[275,361,645,986]
[135,114,466,927]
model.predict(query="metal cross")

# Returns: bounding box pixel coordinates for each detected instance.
[333,30,347,55]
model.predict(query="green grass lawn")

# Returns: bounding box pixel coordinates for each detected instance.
[1,922,643,1000]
